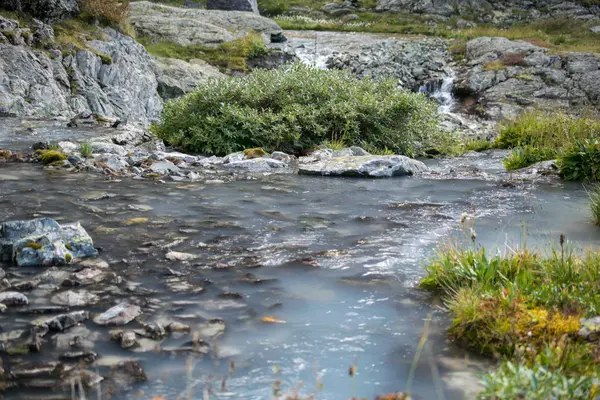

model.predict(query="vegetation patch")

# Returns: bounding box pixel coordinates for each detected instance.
[137,32,267,72]
[496,111,600,173]
[37,149,68,165]
[421,216,600,397]
[152,62,440,156]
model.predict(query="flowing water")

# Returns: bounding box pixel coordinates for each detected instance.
[1,122,599,399]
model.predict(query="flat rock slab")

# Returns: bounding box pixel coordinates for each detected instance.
[299,155,427,178]
[0,218,98,266]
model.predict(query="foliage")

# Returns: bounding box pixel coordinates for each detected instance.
[559,140,600,181]
[137,32,267,72]
[421,216,600,397]
[152,62,440,156]
[479,345,599,400]
[274,12,600,53]
[80,142,93,158]
[587,184,600,225]
[53,18,114,63]
[497,111,600,171]
[503,145,555,170]
[257,0,289,16]
[37,150,67,165]
[80,0,130,26]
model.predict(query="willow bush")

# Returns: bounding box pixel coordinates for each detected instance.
[152,62,440,156]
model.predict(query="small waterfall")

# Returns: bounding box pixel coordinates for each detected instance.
[419,75,456,114]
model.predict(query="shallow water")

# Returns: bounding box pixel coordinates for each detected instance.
[1,143,598,399]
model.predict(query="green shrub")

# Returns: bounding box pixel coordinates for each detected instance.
[559,140,600,181]
[480,345,598,400]
[503,145,555,170]
[257,0,289,16]
[497,111,600,171]
[152,62,440,156]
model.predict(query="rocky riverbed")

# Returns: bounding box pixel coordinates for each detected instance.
[0,119,597,399]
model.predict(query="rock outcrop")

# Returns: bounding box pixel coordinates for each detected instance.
[325,38,451,89]
[0,20,162,125]
[455,36,600,120]
[207,0,258,14]
[153,56,224,98]
[1,0,80,22]
[129,1,283,47]
[376,0,600,24]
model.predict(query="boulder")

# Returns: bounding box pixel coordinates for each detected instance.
[299,154,427,178]
[0,218,98,266]
[154,56,224,98]
[0,291,29,306]
[207,0,258,14]
[129,1,282,47]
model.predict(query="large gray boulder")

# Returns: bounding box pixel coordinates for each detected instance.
[299,151,427,178]
[207,0,258,14]
[129,1,283,47]
[153,56,224,98]
[1,0,80,22]
[0,218,97,266]
[0,27,162,125]
[455,37,600,120]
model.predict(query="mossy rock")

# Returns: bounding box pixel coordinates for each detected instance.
[0,149,11,158]
[38,150,67,165]
[243,148,268,159]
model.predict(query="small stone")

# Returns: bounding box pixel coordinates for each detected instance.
[124,217,148,225]
[36,311,89,332]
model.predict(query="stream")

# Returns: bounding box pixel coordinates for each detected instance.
[1,120,599,399]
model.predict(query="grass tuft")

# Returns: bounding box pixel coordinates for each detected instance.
[137,32,266,72]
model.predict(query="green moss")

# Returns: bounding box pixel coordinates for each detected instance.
[7,345,30,355]
[65,243,73,251]
[23,241,42,250]
[243,148,268,159]
[38,150,68,165]
[1,29,16,42]
[515,74,534,80]
[65,253,72,263]
[138,32,267,72]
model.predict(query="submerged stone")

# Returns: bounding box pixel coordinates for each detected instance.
[0,218,97,266]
